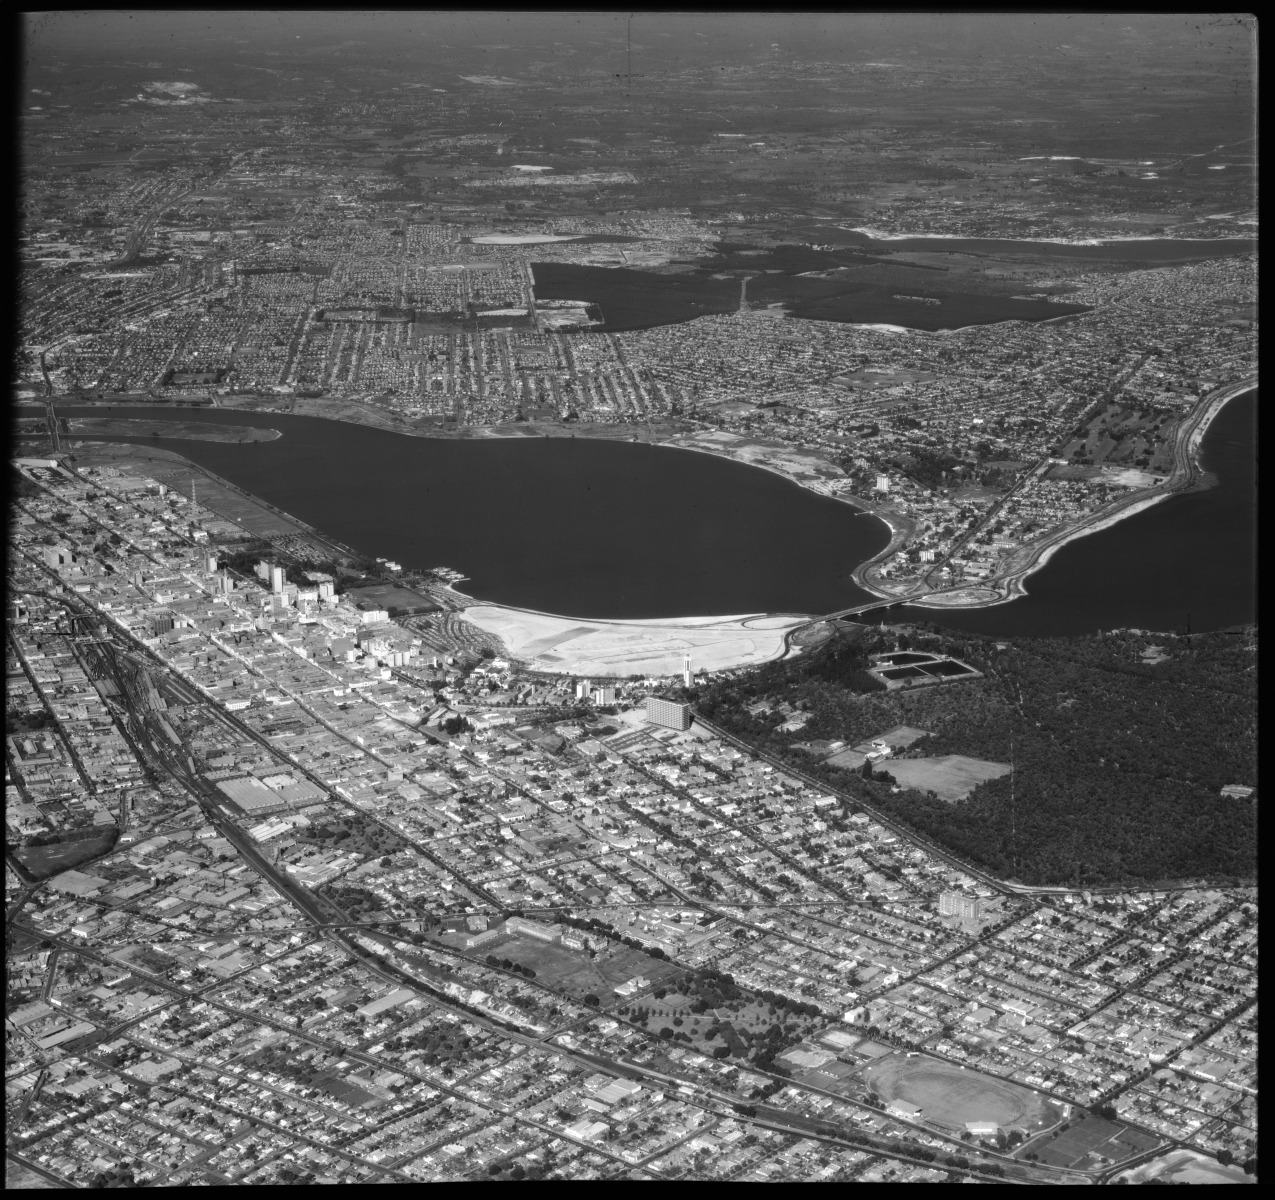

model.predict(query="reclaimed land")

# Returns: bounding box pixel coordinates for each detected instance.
[67,416,280,442]
[65,440,358,556]
[464,604,805,678]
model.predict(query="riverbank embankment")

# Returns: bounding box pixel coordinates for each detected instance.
[903,376,1256,609]
[68,417,281,443]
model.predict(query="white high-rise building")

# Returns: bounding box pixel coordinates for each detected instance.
[683,655,694,689]
[939,890,982,922]
[270,565,285,594]
[646,696,692,731]
[875,474,890,493]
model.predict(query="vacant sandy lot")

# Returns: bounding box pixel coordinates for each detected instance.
[464,604,803,677]
[469,233,582,244]
[661,428,848,495]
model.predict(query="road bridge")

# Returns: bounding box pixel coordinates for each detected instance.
[781,595,914,651]
[820,596,913,621]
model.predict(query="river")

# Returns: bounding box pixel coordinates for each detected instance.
[890,388,1257,636]
[55,388,1254,634]
[55,406,888,620]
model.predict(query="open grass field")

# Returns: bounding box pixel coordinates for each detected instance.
[860,724,932,752]
[864,1053,1059,1133]
[824,747,869,771]
[69,418,279,443]
[1024,1113,1160,1170]
[345,582,441,613]
[14,831,118,881]
[5,1161,59,1190]
[72,445,306,538]
[886,755,1012,803]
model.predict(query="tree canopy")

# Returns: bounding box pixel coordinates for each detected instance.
[696,624,1256,888]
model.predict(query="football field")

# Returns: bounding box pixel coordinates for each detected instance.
[864,1053,1059,1132]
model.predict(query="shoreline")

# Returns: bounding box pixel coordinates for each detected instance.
[838,224,1255,248]
[882,376,1256,611]
[34,376,1252,639]
[67,416,282,443]
[462,602,805,677]
[60,437,365,566]
[36,392,899,594]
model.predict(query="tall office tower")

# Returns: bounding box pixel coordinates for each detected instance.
[270,565,285,595]
[204,554,219,575]
[575,678,591,700]
[876,474,890,493]
[592,685,616,705]
[318,581,335,602]
[683,655,693,689]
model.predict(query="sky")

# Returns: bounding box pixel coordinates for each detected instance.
[24,11,1256,66]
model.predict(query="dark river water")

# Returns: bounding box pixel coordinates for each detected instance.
[890,388,1257,636]
[58,388,1254,633]
[57,407,888,619]
[532,257,1091,332]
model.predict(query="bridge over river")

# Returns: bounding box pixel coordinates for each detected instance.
[785,594,916,649]
[822,596,914,621]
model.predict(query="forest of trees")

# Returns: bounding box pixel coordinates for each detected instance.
[694,624,1257,888]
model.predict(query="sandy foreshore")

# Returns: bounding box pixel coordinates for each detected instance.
[467,233,583,245]
[840,225,1252,247]
[910,491,1178,609]
[849,505,916,598]
[463,603,805,677]
[48,373,1252,635]
[898,375,1256,610]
